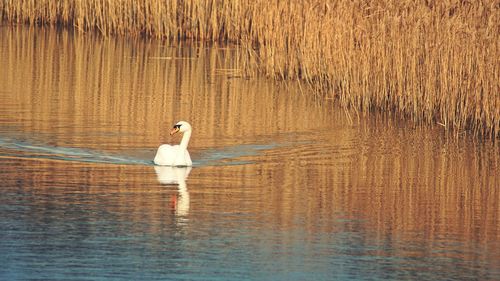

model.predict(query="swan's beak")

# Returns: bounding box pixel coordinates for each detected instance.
[170,127,180,135]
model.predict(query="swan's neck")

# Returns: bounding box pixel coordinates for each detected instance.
[179,130,191,150]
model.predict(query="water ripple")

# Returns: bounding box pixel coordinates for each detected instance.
[0,136,284,167]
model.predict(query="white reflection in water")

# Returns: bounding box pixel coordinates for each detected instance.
[154,166,191,217]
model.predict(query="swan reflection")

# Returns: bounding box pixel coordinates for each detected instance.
[154,166,191,217]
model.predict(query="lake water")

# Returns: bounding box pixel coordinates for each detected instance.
[0,26,498,281]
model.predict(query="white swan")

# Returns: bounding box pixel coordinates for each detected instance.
[154,121,193,166]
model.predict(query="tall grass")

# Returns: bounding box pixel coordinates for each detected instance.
[1,0,498,138]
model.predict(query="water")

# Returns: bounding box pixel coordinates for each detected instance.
[0,26,498,281]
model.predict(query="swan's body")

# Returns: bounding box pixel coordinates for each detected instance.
[154,121,193,166]
[154,144,192,166]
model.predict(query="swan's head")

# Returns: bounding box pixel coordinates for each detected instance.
[170,121,192,135]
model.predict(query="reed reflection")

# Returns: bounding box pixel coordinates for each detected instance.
[0,26,335,152]
[154,166,191,218]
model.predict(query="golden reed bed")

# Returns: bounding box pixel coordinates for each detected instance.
[1,0,498,138]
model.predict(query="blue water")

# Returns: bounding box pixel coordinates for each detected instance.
[1,195,492,281]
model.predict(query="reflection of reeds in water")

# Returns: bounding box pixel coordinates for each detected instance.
[0,23,497,249]
[0,26,335,150]
[1,1,498,138]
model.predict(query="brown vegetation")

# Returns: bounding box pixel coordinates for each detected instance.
[1,0,498,138]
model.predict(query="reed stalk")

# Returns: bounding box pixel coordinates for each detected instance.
[1,0,498,138]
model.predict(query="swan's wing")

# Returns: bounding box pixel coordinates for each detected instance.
[172,149,192,166]
[154,144,178,165]
[184,150,192,166]
[154,144,192,167]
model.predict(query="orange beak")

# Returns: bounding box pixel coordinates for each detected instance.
[170,127,180,135]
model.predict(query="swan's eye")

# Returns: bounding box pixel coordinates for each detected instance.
[173,124,181,129]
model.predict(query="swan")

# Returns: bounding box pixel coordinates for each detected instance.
[154,121,193,166]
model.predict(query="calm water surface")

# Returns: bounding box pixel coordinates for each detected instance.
[0,26,498,281]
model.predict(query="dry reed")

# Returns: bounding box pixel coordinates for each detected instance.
[1,0,498,138]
